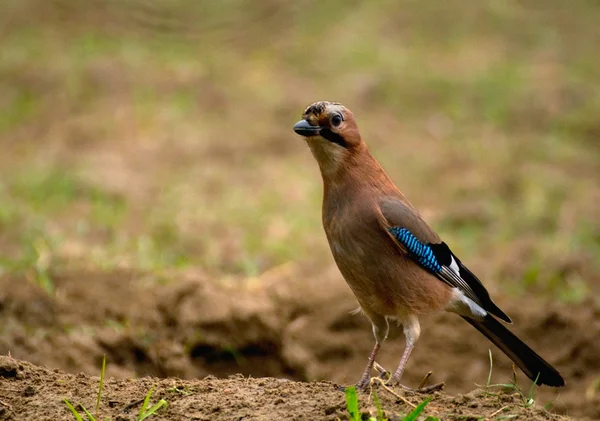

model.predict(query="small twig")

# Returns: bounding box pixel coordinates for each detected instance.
[373,362,390,380]
[418,371,433,389]
[123,397,145,411]
[370,377,416,408]
[0,400,12,410]
[410,382,445,394]
[488,405,510,418]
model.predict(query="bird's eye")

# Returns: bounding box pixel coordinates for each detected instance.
[331,114,343,127]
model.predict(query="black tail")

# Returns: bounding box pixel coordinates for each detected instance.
[462,315,565,387]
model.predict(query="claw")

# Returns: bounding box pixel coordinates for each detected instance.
[355,376,372,392]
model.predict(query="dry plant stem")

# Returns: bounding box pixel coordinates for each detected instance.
[123,398,145,411]
[418,371,433,389]
[398,382,445,393]
[488,405,510,418]
[374,362,390,380]
[370,377,416,408]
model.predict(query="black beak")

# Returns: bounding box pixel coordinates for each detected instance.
[293,119,322,137]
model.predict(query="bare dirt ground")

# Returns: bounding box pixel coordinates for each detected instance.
[1,265,598,420]
[0,355,568,421]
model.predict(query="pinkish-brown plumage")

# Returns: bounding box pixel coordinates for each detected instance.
[320,148,453,317]
[293,101,564,389]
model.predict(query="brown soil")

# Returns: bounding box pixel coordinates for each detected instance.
[1,266,599,420]
[0,356,567,421]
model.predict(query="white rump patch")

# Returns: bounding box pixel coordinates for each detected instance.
[447,289,488,318]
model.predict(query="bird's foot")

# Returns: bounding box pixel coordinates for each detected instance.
[335,377,371,392]
[336,362,388,392]
[354,374,372,391]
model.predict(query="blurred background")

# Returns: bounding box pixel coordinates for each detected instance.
[1,0,599,418]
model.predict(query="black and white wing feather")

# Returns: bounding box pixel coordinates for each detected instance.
[380,197,511,323]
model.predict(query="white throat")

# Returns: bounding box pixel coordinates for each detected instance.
[306,138,346,179]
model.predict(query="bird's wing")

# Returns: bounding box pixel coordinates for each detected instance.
[378,196,511,323]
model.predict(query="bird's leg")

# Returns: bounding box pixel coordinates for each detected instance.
[355,314,389,391]
[355,342,381,390]
[388,315,419,386]
[390,340,414,383]
[387,315,445,393]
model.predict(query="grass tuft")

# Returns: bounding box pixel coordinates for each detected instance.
[344,385,433,421]
[64,356,167,421]
[138,388,168,421]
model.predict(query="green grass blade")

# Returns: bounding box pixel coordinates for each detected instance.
[372,387,385,421]
[81,405,97,421]
[345,386,361,421]
[64,399,84,421]
[138,388,154,420]
[526,372,540,405]
[96,354,107,415]
[139,399,168,420]
[402,398,430,421]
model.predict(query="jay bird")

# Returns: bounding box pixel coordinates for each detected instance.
[293,101,565,390]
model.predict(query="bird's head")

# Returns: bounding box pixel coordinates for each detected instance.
[293,101,364,175]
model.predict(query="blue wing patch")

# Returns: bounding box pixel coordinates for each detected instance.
[388,227,442,273]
